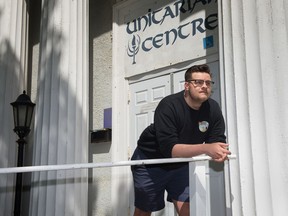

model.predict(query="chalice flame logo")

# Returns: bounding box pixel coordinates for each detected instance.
[127,34,141,64]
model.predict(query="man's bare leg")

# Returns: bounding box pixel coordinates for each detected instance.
[173,200,189,216]
[133,207,152,216]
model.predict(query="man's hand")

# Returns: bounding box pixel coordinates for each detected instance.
[204,142,231,162]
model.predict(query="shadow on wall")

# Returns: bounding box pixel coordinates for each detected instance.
[0,40,23,165]
[88,0,116,133]
[0,40,24,216]
[0,2,32,213]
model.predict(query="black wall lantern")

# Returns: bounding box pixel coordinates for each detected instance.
[11,90,35,216]
[11,90,35,139]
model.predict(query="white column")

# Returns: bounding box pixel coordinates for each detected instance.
[29,1,89,216]
[221,0,288,215]
[0,0,28,215]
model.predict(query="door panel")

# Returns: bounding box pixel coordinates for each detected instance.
[129,75,171,153]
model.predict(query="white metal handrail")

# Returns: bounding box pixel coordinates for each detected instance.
[0,155,236,174]
[0,154,236,216]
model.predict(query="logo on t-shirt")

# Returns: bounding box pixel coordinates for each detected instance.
[199,121,209,132]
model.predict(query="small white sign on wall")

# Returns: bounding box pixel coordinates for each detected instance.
[113,0,218,77]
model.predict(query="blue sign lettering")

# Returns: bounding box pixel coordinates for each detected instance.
[126,0,216,34]
[126,0,218,64]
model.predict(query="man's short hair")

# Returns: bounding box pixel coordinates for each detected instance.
[185,64,211,81]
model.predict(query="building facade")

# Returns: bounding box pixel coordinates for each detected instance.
[0,0,287,215]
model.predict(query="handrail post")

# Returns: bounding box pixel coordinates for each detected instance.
[189,160,210,216]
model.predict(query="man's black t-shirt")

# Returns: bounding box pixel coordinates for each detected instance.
[137,90,226,160]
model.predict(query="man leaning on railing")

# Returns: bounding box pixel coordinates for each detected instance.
[131,64,231,216]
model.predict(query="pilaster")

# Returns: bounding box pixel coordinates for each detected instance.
[0,0,28,215]
[221,0,288,215]
[29,1,89,215]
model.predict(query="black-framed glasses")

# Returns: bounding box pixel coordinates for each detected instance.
[187,79,215,87]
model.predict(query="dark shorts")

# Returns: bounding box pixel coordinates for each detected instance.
[131,148,189,212]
